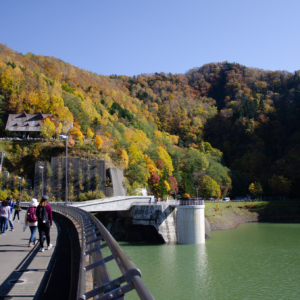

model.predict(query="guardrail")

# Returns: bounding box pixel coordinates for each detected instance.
[130,200,205,207]
[21,203,154,300]
[166,200,205,205]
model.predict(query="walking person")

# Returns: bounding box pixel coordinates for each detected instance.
[0,200,10,234]
[36,195,53,252]
[25,198,38,247]
[6,197,14,231]
[13,199,21,222]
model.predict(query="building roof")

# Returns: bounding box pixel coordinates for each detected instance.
[5,112,52,132]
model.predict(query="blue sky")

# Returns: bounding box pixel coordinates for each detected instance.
[1,0,299,76]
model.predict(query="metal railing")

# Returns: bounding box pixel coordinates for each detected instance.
[21,203,154,300]
[130,200,205,207]
[166,199,205,206]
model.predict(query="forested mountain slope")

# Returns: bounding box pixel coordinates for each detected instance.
[0,43,299,199]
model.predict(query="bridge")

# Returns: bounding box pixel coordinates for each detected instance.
[71,196,155,212]
[0,204,154,300]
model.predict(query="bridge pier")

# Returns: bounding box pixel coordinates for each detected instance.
[176,205,206,244]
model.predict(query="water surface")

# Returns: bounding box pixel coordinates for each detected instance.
[106,223,300,299]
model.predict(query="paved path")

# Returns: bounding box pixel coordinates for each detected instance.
[0,210,57,300]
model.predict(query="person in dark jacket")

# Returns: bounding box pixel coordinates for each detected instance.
[36,195,53,252]
[13,199,21,222]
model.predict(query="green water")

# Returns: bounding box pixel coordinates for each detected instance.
[105,223,300,299]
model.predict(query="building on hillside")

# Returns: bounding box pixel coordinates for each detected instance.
[5,112,52,138]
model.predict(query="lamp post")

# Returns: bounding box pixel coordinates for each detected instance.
[0,152,5,173]
[18,176,22,198]
[59,134,69,207]
[193,187,199,201]
[39,166,44,196]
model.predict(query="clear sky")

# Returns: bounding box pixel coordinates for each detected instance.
[1,0,299,76]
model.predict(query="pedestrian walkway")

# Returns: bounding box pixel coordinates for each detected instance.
[0,210,57,300]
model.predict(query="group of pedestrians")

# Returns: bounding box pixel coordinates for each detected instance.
[0,195,53,252]
[24,195,53,251]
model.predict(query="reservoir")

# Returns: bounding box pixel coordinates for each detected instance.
[110,223,300,299]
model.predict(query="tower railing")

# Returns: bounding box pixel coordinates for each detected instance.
[166,199,204,206]
[129,199,205,207]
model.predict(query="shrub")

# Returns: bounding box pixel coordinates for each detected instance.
[78,193,88,202]
[215,204,220,211]
[0,189,8,199]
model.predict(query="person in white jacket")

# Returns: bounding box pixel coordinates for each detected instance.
[25,198,38,247]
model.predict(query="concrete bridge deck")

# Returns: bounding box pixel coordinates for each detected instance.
[0,210,57,300]
[71,195,155,212]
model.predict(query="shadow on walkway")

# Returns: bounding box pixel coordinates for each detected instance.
[0,212,80,300]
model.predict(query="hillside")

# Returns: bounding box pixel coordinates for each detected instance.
[0,43,299,200]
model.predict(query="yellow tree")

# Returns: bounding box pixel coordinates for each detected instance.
[49,95,64,113]
[52,107,73,133]
[249,183,255,195]
[124,129,151,151]
[0,64,13,95]
[128,143,143,164]
[153,130,163,145]
[41,118,56,139]
[69,123,84,144]
[95,135,103,150]
[86,128,94,140]
[156,146,174,173]
[117,148,129,168]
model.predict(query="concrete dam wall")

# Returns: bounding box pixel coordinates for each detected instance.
[102,204,259,243]
[104,204,206,244]
[106,204,177,243]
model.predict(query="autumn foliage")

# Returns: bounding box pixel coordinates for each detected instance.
[1,43,300,199]
[94,135,103,150]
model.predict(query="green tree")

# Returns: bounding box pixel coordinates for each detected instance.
[199,175,221,198]
[125,163,149,187]
[268,175,291,198]
[181,148,209,173]
[249,182,263,198]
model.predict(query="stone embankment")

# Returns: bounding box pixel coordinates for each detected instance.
[205,200,300,231]
[205,209,258,232]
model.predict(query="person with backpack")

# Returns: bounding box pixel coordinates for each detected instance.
[6,197,14,231]
[24,198,38,247]
[36,195,53,252]
[13,199,21,222]
[0,200,10,234]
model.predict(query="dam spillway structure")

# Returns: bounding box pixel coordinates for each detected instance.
[74,198,206,245]
[176,202,206,244]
